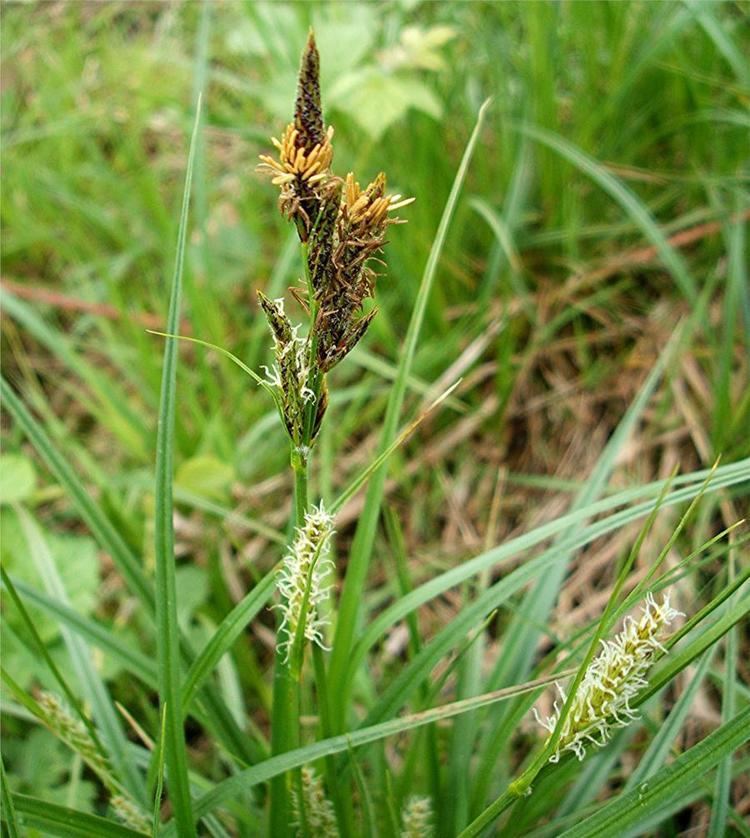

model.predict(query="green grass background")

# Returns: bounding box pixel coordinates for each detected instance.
[1,1,748,836]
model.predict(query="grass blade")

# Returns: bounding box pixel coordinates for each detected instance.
[11,793,147,838]
[181,568,277,712]
[5,577,159,689]
[0,377,152,606]
[166,670,571,830]
[328,98,492,716]
[152,95,203,837]
[624,649,715,792]
[519,124,697,303]
[558,706,750,838]
[15,505,146,802]
[1,756,20,838]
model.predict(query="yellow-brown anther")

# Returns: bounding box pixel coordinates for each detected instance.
[258,124,334,187]
[341,172,413,229]
[257,32,337,241]
[258,30,413,379]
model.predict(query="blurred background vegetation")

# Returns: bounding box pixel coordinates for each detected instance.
[1,0,748,827]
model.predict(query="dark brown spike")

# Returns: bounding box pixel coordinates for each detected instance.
[295,31,325,149]
[311,378,329,441]
[257,290,293,345]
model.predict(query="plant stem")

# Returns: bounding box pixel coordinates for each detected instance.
[269,450,309,836]
[459,753,548,837]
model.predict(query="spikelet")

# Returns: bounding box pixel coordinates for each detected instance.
[257,292,321,443]
[400,795,434,838]
[276,503,335,661]
[313,172,413,372]
[292,766,339,837]
[111,794,151,833]
[37,692,113,785]
[534,592,683,762]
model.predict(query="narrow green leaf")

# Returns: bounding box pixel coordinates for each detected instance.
[479,337,675,783]
[165,671,568,830]
[152,96,202,837]
[328,99,493,716]
[181,568,277,712]
[558,706,750,838]
[1,757,20,838]
[4,576,159,688]
[624,649,715,792]
[0,377,152,606]
[153,704,168,834]
[15,506,145,802]
[0,378,259,764]
[11,793,146,838]
[346,460,750,704]
[708,583,739,836]
[519,125,697,303]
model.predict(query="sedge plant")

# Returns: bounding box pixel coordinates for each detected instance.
[2,20,749,838]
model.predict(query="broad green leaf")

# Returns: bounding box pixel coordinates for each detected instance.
[329,69,442,140]
[0,454,36,504]
[175,455,234,503]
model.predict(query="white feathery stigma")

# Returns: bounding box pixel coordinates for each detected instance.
[276,503,335,661]
[534,592,683,762]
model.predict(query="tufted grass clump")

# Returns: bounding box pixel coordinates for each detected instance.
[1,8,748,838]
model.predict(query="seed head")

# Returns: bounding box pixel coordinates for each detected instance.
[313,172,413,372]
[400,796,434,838]
[276,503,335,661]
[292,766,339,837]
[295,31,326,149]
[534,592,683,762]
[111,795,150,833]
[38,692,112,784]
[258,292,321,443]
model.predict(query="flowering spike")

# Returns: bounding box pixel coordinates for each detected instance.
[400,796,434,838]
[295,31,325,149]
[38,692,112,784]
[533,593,683,763]
[276,503,335,661]
[257,292,322,443]
[111,795,151,833]
[292,766,339,837]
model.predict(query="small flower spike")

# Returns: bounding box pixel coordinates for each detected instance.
[534,592,683,763]
[314,172,414,372]
[38,692,111,781]
[292,766,339,837]
[400,796,434,838]
[37,692,150,831]
[276,503,335,661]
[257,292,321,444]
[257,32,337,242]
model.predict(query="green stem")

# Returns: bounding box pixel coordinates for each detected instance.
[269,452,309,835]
[293,450,309,528]
[459,753,548,837]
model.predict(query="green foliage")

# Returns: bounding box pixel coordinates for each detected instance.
[1,1,748,835]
